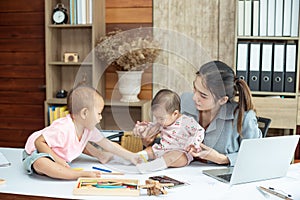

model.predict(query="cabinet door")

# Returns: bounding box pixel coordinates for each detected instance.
[254,97,297,130]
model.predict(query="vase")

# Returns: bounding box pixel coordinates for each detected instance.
[116,70,144,102]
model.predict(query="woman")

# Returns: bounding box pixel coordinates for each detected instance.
[134,60,261,166]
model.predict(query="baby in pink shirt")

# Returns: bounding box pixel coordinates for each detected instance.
[23,85,142,180]
[134,89,205,173]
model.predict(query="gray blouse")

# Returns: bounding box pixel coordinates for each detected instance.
[180,92,262,166]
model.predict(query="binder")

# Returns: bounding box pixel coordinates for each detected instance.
[283,0,292,36]
[284,44,297,92]
[252,0,260,36]
[291,0,299,37]
[260,43,273,91]
[259,0,268,36]
[267,0,275,36]
[272,43,285,92]
[236,42,249,82]
[238,0,245,36]
[244,0,252,36]
[77,0,83,24]
[249,43,261,91]
[275,0,284,36]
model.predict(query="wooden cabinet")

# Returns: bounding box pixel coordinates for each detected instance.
[235,0,300,133]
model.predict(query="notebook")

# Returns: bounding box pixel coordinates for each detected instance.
[202,135,300,185]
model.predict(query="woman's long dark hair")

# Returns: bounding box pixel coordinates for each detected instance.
[197,60,255,136]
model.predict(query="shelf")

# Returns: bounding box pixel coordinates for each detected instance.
[237,36,299,41]
[48,24,92,28]
[48,61,92,66]
[104,99,151,107]
[235,0,300,132]
[44,0,106,126]
[47,98,67,105]
[251,91,297,97]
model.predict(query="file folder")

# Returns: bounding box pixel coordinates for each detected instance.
[238,0,245,36]
[236,42,249,82]
[260,43,273,91]
[275,0,284,36]
[283,0,292,36]
[252,0,260,36]
[284,44,297,92]
[291,0,299,37]
[244,0,252,36]
[272,43,285,92]
[249,43,261,91]
[267,0,275,36]
[259,0,268,36]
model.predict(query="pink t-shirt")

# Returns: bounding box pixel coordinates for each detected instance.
[24,114,104,162]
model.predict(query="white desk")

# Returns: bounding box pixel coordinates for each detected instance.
[0,147,300,200]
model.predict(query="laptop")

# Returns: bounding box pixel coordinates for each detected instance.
[202,135,300,185]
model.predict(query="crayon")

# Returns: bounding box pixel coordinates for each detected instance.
[92,166,112,173]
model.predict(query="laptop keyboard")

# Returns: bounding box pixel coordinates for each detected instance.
[217,174,232,182]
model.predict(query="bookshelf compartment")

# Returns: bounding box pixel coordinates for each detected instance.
[235,0,300,133]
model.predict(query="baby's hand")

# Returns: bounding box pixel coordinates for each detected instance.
[129,153,144,165]
[133,121,150,137]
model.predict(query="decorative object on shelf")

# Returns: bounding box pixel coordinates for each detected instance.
[63,52,79,63]
[95,28,161,102]
[116,70,144,102]
[52,3,68,24]
[56,89,68,98]
[95,28,161,71]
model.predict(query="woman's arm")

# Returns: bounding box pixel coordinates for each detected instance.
[187,143,229,165]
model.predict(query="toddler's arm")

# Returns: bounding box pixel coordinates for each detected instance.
[95,138,142,165]
[34,135,70,168]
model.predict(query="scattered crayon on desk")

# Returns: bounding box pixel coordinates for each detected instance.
[92,166,112,173]
[91,166,124,175]
[72,168,83,171]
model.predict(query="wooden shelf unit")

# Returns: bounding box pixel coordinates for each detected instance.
[234,0,300,134]
[44,0,106,125]
[44,0,152,129]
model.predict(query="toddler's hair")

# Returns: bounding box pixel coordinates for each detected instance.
[151,89,181,114]
[67,84,102,114]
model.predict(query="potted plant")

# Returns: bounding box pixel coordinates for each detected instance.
[95,28,161,102]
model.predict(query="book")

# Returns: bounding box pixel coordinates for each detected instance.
[149,175,188,188]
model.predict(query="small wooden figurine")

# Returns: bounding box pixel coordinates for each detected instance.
[139,179,174,196]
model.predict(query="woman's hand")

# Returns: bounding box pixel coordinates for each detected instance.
[187,143,229,165]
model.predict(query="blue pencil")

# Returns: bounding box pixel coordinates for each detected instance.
[92,166,112,173]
